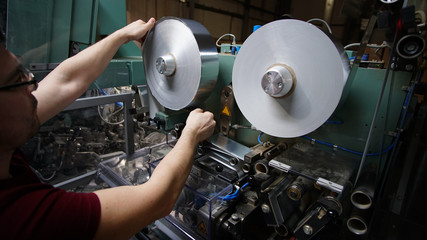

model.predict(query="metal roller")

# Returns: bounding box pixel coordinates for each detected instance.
[287,176,313,201]
[143,17,219,110]
[232,19,349,138]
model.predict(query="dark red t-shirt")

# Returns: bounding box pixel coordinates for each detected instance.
[0,150,101,240]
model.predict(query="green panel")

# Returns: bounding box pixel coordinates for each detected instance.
[6,0,72,65]
[50,0,73,63]
[71,0,99,44]
[155,110,190,130]
[7,0,53,65]
[90,60,131,89]
[115,41,142,58]
[91,57,145,89]
[309,69,411,154]
[99,0,126,35]
[202,54,235,118]
[126,57,146,85]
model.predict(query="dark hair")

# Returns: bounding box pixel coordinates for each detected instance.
[0,16,5,47]
[0,25,5,47]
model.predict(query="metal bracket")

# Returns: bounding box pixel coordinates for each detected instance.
[220,85,234,136]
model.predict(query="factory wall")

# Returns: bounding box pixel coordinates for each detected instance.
[126,0,361,45]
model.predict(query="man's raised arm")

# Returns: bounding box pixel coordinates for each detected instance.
[33,18,155,124]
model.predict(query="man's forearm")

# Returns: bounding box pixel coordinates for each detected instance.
[93,109,215,240]
[34,26,137,124]
[58,30,128,88]
[149,129,199,201]
[93,129,199,240]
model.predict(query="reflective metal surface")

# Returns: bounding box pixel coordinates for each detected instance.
[143,17,219,110]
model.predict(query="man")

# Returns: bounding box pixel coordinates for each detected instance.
[0,18,216,239]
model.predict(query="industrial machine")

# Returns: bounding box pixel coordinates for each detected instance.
[4,0,427,239]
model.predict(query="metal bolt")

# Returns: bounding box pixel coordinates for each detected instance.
[303,225,313,235]
[156,59,165,74]
[229,158,238,166]
[261,204,270,213]
[278,82,283,89]
[231,213,239,221]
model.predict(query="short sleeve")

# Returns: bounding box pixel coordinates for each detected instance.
[0,151,102,240]
[1,186,101,240]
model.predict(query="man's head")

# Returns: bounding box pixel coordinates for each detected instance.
[0,45,40,150]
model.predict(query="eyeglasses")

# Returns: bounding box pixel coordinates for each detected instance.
[0,65,37,91]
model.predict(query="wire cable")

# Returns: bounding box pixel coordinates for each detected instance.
[376,71,420,198]
[216,33,236,47]
[302,135,396,156]
[258,132,264,145]
[344,42,389,50]
[98,105,125,125]
[354,24,400,186]
[302,67,416,157]
[326,120,343,124]
[220,182,249,201]
[307,18,332,34]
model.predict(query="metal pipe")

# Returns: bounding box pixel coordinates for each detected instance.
[347,208,372,235]
[351,188,373,209]
[355,19,399,186]
[351,171,375,209]
[254,159,269,174]
[274,224,289,237]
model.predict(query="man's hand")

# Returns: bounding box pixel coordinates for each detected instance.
[183,108,216,143]
[118,18,156,48]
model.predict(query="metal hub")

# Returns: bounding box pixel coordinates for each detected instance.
[261,64,295,98]
[156,53,176,76]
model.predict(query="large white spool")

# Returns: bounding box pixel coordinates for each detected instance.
[232,19,349,138]
[143,17,219,110]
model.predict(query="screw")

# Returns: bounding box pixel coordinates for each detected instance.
[303,225,313,235]
[261,204,270,213]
